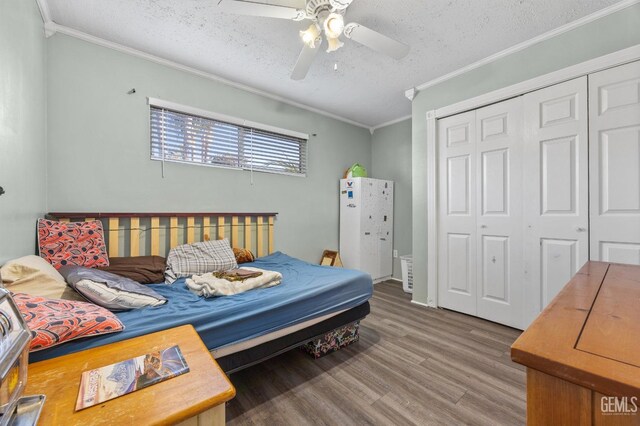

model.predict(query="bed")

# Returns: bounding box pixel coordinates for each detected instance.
[32,212,373,372]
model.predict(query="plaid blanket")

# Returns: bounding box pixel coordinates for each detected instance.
[165,239,237,284]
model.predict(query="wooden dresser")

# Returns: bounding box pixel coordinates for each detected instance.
[512,262,640,425]
[25,325,235,425]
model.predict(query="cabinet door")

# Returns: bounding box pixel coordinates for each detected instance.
[523,77,589,327]
[438,111,477,316]
[589,61,640,265]
[475,97,524,329]
[360,179,379,279]
[339,178,362,271]
[378,180,394,279]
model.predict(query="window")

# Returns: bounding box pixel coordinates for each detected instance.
[149,99,308,176]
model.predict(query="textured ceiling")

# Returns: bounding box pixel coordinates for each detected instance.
[45,0,620,127]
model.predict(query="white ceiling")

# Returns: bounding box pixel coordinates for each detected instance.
[45,0,621,128]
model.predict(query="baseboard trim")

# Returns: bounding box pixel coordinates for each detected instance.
[411,299,435,309]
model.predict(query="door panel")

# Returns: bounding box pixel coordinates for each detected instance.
[599,127,640,213]
[475,97,523,328]
[447,233,472,294]
[447,123,472,147]
[540,93,578,127]
[481,113,508,140]
[600,242,640,264]
[590,61,640,264]
[523,76,589,328]
[540,238,578,306]
[447,155,471,215]
[540,137,576,214]
[481,235,509,303]
[438,111,477,315]
[481,149,509,215]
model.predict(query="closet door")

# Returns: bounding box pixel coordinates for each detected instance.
[475,97,524,329]
[438,111,477,316]
[589,61,640,264]
[523,77,589,327]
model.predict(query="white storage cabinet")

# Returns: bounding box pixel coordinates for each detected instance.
[339,178,394,283]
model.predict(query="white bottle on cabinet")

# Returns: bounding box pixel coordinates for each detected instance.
[339,177,394,282]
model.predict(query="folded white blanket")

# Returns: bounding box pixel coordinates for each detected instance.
[186,267,282,297]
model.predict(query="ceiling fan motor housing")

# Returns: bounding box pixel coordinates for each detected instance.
[305,0,351,20]
[305,0,332,19]
[329,0,353,10]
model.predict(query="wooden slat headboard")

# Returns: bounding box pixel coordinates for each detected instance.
[46,212,277,258]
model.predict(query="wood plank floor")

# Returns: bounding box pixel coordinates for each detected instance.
[226,281,526,425]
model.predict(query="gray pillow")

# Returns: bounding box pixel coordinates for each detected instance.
[59,266,167,311]
[165,238,238,284]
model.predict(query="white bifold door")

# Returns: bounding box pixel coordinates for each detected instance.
[522,77,589,326]
[436,65,639,329]
[589,61,640,264]
[438,97,524,328]
[438,77,590,329]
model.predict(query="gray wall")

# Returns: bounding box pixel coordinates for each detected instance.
[411,4,640,304]
[371,119,412,280]
[0,0,47,263]
[46,34,371,264]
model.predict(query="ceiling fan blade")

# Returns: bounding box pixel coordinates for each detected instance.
[291,43,321,80]
[217,0,304,20]
[344,23,409,60]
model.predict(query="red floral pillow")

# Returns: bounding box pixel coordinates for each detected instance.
[12,292,124,352]
[38,219,110,269]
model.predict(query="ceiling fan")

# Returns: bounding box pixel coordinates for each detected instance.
[217,0,410,80]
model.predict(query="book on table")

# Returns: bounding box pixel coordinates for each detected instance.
[75,345,189,411]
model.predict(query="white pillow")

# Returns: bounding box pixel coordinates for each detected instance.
[59,266,167,311]
[74,279,166,310]
[1,255,82,300]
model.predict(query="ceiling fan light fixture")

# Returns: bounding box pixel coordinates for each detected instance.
[326,36,344,53]
[323,12,345,39]
[300,23,321,48]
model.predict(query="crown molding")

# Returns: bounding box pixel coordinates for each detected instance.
[411,0,640,94]
[35,0,55,36]
[42,21,374,131]
[35,0,51,23]
[435,43,640,119]
[370,114,411,133]
[404,88,416,101]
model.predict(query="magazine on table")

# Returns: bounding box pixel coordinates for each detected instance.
[75,345,189,411]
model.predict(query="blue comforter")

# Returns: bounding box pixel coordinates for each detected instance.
[30,252,373,362]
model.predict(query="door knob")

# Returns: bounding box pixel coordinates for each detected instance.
[576,227,586,232]
[480,225,487,229]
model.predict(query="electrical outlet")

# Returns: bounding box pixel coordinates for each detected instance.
[393,249,398,258]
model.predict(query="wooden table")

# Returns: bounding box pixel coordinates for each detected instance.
[512,262,640,425]
[25,325,235,425]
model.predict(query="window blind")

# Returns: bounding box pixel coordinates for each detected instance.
[150,105,307,176]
